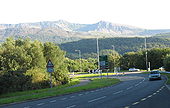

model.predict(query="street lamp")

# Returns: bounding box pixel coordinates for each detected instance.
[112,45,115,73]
[145,37,148,71]
[75,50,82,72]
[96,38,100,70]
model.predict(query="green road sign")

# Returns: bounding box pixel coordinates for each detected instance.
[99,55,109,69]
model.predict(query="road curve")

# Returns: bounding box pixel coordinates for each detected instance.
[1,73,169,108]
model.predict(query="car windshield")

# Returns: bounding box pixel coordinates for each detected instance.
[150,71,159,74]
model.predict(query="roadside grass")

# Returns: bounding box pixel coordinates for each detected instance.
[0,78,80,99]
[0,78,120,105]
[162,73,170,84]
[74,73,116,78]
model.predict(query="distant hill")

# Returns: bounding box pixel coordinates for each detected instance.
[60,37,170,56]
[1,20,170,43]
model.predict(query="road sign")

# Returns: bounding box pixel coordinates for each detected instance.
[46,60,54,68]
[46,60,54,72]
[99,55,109,69]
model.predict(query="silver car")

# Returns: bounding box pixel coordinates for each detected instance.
[149,70,161,81]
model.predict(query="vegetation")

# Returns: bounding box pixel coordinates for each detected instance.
[0,78,120,105]
[60,37,170,59]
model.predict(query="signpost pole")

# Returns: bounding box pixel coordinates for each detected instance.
[50,72,52,88]
[46,59,54,88]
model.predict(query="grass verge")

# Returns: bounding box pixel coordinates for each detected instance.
[162,73,170,84]
[74,73,116,78]
[0,78,120,105]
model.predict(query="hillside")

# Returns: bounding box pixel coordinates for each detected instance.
[60,37,170,56]
[1,20,170,43]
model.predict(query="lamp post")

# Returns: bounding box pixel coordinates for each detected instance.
[75,50,82,72]
[145,37,148,71]
[112,45,116,73]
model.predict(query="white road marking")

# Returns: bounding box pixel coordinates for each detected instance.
[147,95,152,98]
[78,94,83,96]
[156,90,160,93]
[50,100,57,103]
[124,106,130,108]
[61,98,67,100]
[37,103,44,106]
[24,106,30,108]
[153,93,157,95]
[132,102,139,105]
[135,84,139,86]
[127,86,133,90]
[95,89,99,91]
[66,105,76,108]
[141,98,147,101]
[113,90,123,94]
[91,91,94,93]
[88,96,106,103]
[70,96,75,98]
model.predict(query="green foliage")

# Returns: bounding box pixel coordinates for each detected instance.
[0,38,69,94]
[163,54,170,71]
[121,48,170,70]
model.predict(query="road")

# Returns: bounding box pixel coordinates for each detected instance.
[1,73,170,108]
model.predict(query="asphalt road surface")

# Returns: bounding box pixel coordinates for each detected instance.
[1,73,170,108]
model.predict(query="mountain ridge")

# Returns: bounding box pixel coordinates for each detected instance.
[0,20,170,43]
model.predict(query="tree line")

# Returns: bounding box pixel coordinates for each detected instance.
[0,38,97,94]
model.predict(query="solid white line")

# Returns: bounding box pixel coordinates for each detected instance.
[113,90,123,94]
[37,103,44,106]
[132,102,139,105]
[88,96,106,103]
[50,100,57,103]
[127,86,133,90]
[66,105,76,108]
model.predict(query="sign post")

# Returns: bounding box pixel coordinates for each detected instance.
[46,59,54,88]
[99,55,109,78]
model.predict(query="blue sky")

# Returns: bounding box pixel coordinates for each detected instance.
[0,0,170,29]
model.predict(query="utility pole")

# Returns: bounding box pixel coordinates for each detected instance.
[97,38,100,70]
[112,45,115,73]
[145,37,148,71]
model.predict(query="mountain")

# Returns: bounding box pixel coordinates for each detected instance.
[0,20,170,43]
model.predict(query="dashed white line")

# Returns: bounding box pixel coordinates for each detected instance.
[113,90,123,94]
[127,86,133,90]
[153,93,157,95]
[124,106,130,108]
[132,102,139,105]
[66,105,76,108]
[88,96,106,103]
[37,103,44,106]
[135,83,139,86]
[50,100,57,103]
[141,98,147,101]
[147,95,152,98]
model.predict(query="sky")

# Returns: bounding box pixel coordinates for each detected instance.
[0,0,170,29]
